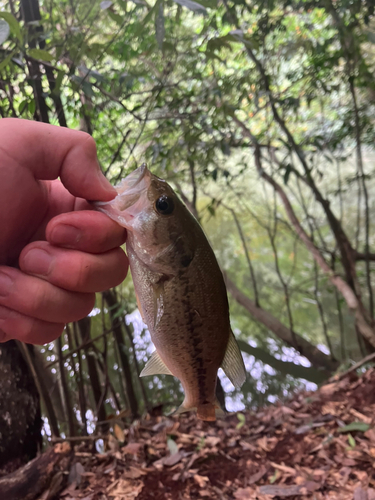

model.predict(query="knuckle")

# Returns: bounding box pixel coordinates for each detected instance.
[80,133,97,156]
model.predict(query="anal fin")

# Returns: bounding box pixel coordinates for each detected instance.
[221,331,246,388]
[140,350,173,377]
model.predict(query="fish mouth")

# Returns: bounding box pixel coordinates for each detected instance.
[94,163,151,229]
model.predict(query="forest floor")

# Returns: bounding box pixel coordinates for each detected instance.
[49,368,375,499]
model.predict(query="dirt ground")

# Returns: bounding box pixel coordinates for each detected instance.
[29,367,375,499]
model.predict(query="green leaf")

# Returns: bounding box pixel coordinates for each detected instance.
[337,422,371,433]
[347,433,356,448]
[28,48,54,62]
[0,13,22,43]
[107,9,124,26]
[0,51,15,71]
[236,413,246,429]
[269,470,278,484]
[0,19,10,45]
[136,0,161,36]
[112,303,126,320]
[18,99,28,115]
[171,0,207,14]
[52,70,65,95]
[28,99,36,115]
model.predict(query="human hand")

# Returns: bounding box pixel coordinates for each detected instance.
[0,118,128,344]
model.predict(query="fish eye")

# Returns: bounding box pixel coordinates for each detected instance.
[155,195,174,215]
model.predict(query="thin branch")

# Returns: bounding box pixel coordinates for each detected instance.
[222,203,260,306]
[349,79,374,318]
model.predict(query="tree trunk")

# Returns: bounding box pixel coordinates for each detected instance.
[0,341,42,470]
[77,317,108,431]
[0,442,71,500]
[103,290,139,419]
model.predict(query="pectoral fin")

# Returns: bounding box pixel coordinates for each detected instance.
[135,291,146,322]
[221,331,246,388]
[140,350,173,377]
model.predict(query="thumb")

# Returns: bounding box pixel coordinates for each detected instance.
[0,118,116,201]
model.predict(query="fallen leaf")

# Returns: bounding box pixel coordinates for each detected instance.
[107,479,143,498]
[114,424,126,443]
[270,462,296,475]
[205,436,221,447]
[194,474,209,487]
[234,487,255,499]
[248,465,268,485]
[122,442,143,455]
[259,482,320,497]
[107,434,119,452]
[68,462,85,486]
[163,450,184,466]
[199,489,212,497]
[123,466,147,479]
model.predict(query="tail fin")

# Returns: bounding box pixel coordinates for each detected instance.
[172,399,225,422]
[197,403,216,421]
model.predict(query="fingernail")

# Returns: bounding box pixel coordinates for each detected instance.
[23,249,53,276]
[50,224,82,247]
[96,169,117,197]
[0,272,13,297]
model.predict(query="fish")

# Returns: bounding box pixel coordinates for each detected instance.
[94,164,246,421]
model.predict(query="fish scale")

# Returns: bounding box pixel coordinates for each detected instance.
[94,164,246,421]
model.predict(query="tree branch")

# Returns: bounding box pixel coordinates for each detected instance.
[224,272,338,372]
[232,114,375,347]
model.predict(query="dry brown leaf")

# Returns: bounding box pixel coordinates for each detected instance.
[198,489,212,497]
[114,424,126,443]
[248,466,268,485]
[259,481,320,497]
[365,429,375,442]
[123,467,147,479]
[107,434,120,452]
[257,436,277,452]
[122,442,143,455]
[319,383,339,396]
[349,409,372,424]
[321,402,341,416]
[354,486,371,500]
[107,479,143,499]
[163,451,184,467]
[234,487,255,499]
[193,474,209,487]
[204,436,221,447]
[269,462,296,475]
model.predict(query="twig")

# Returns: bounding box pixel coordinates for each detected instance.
[329,351,375,383]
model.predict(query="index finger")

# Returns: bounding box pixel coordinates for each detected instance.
[0,118,116,201]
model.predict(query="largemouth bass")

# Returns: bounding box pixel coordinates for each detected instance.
[95,164,246,421]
